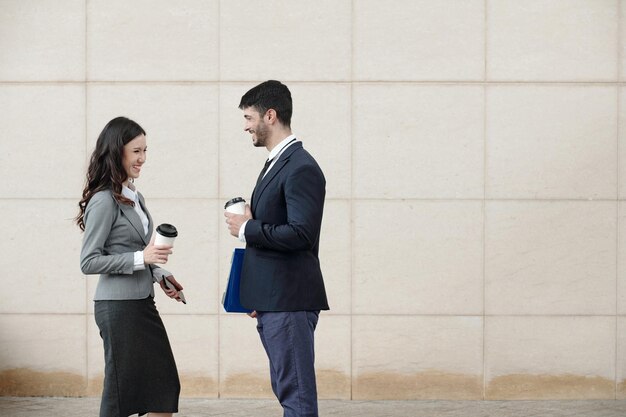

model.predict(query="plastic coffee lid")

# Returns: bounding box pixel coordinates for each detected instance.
[156,223,178,237]
[224,197,245,209]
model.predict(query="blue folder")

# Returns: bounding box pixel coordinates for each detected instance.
[222,248,252,313]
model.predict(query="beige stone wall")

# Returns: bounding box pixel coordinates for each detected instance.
[0,0,624,400]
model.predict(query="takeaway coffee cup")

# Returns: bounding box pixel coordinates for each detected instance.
[154,223,178,247]
[224,197,246,215]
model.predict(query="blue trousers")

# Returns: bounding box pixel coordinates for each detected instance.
[256,311,320,417]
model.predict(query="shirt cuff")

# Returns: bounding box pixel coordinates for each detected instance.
[238,220,248,243]
[133,251,146,271]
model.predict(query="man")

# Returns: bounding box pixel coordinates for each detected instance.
[224,80,329,417]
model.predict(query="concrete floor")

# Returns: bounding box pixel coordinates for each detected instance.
[1,397,626,417]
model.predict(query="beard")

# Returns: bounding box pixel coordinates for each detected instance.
[252,120,269,147]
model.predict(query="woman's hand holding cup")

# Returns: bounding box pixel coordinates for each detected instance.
[145,223,178,265]
[144,237,173,265]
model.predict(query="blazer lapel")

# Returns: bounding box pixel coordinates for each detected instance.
[251,142,301,209]
[118,199,150,245]
[138,192,153,242]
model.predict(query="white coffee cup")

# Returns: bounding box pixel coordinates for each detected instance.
[154,223,178,247]
[224,197,246,215]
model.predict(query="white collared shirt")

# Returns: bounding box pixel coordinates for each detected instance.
[238,135,299,242]
[122,184,149,235]
[262,134,298,179]
[122,184,149,270]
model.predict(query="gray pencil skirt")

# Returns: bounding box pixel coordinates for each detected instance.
[95,296,180,417]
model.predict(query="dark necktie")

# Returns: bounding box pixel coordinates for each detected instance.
[256,157,273,185]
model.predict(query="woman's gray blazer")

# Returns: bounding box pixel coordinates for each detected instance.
[80,189,170,300]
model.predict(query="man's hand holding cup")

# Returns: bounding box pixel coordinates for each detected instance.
[224,197,252,237]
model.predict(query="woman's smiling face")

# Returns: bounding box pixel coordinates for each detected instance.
[122,134,147,183]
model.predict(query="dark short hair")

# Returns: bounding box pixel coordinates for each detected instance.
[239,80,292,128]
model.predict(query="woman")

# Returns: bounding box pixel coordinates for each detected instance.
[76,116,183,417]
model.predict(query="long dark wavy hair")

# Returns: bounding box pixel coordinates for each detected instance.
[76,116,146,231]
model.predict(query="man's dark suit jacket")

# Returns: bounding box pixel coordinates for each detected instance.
[240,141,329,312]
